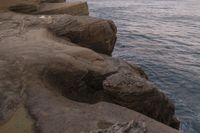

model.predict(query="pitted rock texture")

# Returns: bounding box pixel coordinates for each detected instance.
[0,12,179,133]
[86,121,146,133]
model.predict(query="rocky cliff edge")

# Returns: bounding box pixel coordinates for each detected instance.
[0,1,180,133]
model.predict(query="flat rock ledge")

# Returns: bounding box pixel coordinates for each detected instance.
[0,0,89,16]
[0,1,180,133]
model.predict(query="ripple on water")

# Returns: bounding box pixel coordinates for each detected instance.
[88,0,200,133]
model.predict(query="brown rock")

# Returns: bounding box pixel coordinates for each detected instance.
[0,12,179,133]
[9,4,38,13]
[103,72,179,129]
[35,2,89,15]
[0,105,34,133]
[47,14,117,55]
[0,0,88,16]
[40,0,65,3]
[0,0,39,11]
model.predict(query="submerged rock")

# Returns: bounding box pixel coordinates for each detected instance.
[0,8,180,133]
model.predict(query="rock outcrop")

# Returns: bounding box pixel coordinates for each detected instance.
[34,2,89,15]
[41,0,65,3]
[48,15,116,55]
[1,0,89,16]
[87,120,147,133]
[0,0,39,11]
[0,2,180,133]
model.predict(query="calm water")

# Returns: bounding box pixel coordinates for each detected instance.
[87,0,200,132]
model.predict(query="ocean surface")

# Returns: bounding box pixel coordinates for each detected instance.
[87,0,200,132]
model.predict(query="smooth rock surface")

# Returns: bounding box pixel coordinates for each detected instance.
[0,0,39,10]
[0,11,179,132]
[0,0,88,16]
[35,2,89,15]
[40,0,65,3]
[0,105,34,133]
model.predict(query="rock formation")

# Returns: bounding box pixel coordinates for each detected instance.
[0,1,180,133]
[0,0,89,15]
[86,120,147,133]
[0,0,39,11]
[34,2,89,15]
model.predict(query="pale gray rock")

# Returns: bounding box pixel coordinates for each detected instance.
[87,121,146,133]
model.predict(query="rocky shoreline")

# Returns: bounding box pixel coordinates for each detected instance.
[0,0,180,133]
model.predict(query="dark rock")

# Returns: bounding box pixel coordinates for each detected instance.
[9,4,38,13]
[48,15,117,55]
[40,0,65,3]
[0,0,39,11]
[103,72,179,129]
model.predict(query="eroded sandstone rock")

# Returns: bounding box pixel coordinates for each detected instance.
[0,12,116,55]
[9,4,38,13]
[35,2,89,15]
[86,120,146,133]
[48,16,117,55]
[0,0,88,16]
[0,105,34,133]
[0,12,180,133]
[0,0,39,11]
[40,0,65,3]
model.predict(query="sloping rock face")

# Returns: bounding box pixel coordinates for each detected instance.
[48,15,117,55]
[0,11,180,133]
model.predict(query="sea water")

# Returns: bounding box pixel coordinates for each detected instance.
[87,0,200,132]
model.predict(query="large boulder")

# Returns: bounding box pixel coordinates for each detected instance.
[48,15,117,55]
[0,12,179,133]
